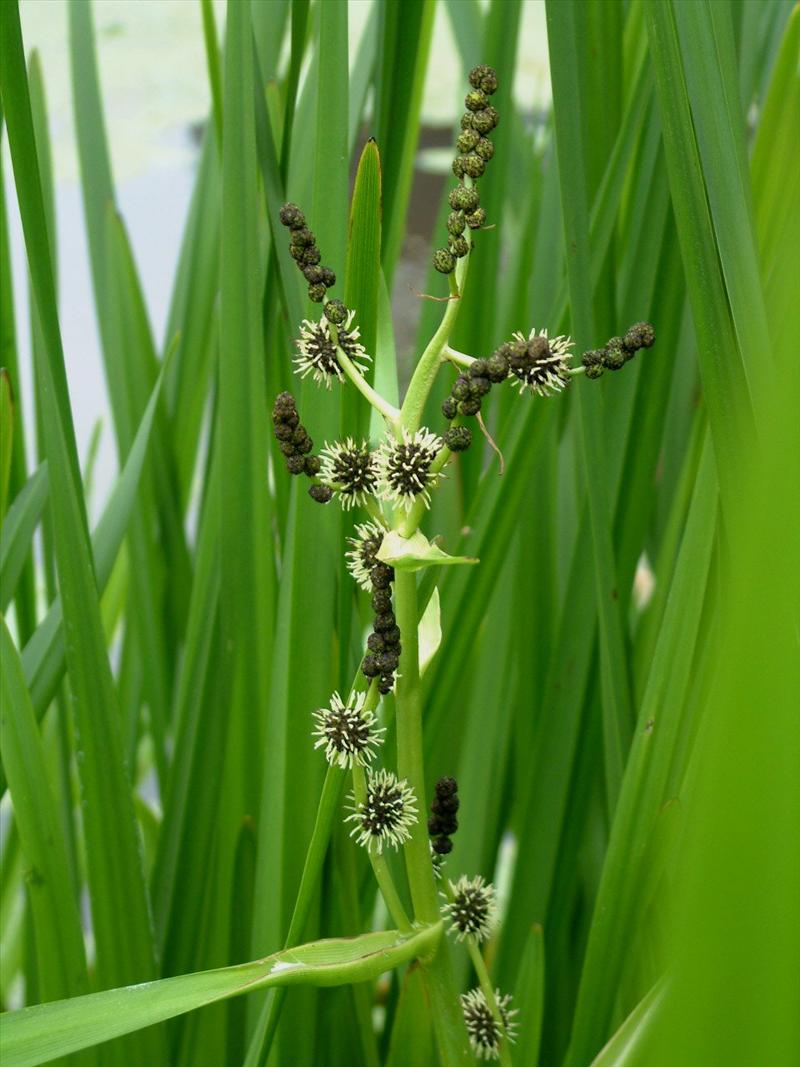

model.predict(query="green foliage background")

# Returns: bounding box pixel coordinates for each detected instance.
[1,1,798,1065]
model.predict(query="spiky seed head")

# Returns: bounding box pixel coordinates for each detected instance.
[434,248,456,274]
[461,988,518,1061]
[378,428,443,512]
[345,521,386,591]
[294,313,370,388]
[468,64,499,95]
[324,299,348,325]
[465,89,490,112]
[507,328,574,397]
[443,875,498,942]
[308,484,333,504]
[312,690,385,769]
[319,438,379,509]
[346,769,418,854]
[449,185,481,213]
[623,321,656,350]
[445,426,473,452]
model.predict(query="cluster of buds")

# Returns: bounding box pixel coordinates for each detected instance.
[271,392,321,479]
[429,775,459,856]
[434,65,500,274]
[581,321,656,379]
[279,202,337,303]
[361,558,401,696]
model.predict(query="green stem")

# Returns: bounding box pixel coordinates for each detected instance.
[401,248,472,432]
[336,344,401,426]
[351,763,412,932]
[443,344,476,368]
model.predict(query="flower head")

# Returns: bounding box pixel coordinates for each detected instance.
[346,768,417,854]
[443,875,498,943]
[460,988,518,1061]
[378,428,443,512]
[507,328,574,397]
[312,690,384,769]
[294,311,370,388]
[345,522,386,591]
[319,438,379,509]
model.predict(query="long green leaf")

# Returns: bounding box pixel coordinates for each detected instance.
[0,464,47,613]
[1,924,442,1067]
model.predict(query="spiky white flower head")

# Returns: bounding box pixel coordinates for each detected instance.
[460,988,518,1061]
[318,438,380,509]
[378,427,443,512]
[345,521,386,591]
[507,327,574,397]
[312,690,385,769]
[442,875,498,943]
[294,311,370,388]
[346,768,418,854]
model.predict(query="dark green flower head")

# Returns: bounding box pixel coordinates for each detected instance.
[434,248,456,274]
[449,185,480,213]
[468,64,499,95]
[465,89,490,112]
[444,426,473,452]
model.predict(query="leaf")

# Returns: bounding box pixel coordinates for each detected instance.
[0,463,47,613]
[589,982,666,1067]
[0,924,442,1067]
[377,530,478,572]
[418,586,441,677]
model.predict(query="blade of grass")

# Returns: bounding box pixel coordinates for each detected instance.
[0,464,47,612]
[0,617,89,1010]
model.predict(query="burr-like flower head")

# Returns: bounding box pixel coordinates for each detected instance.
[319,438,379,509]
[461,988,518,1061]
[345,521,386,591]
[294,311,369,388]
[378,428,443,512]
[443,875,498,943]
[507,328,574,397]
[312,690,385,769]
[346,769,418,854]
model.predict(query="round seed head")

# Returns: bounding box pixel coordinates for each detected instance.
[460,111,476,131]
[320,266,336,288]
[458,396,482,416]
[465,89,490,112]
[465,207,487,230]
[461,988,517,1061]
[451,375,471,401]
[471,106,499,135]
[623,321,656,350]
[507,328,574,397]
[324,299,348,325]
[286,454,305,475]
[449,185,481,213]
[475,137,495,161]
[444,426,473,452]
[290,226,315,248]
[447,211,467,237]
[371,588,392,613]
[443,875,498,942]
[603,336,627,371]
[308,282,326,302]
[319,438,379,509]
[290,243,307,263]
[450,235,470,258]
[452,156,467,179]
[442,396,458,420]
[433,835,453,855]
[469,375,491,398]
[378,428,444,512]
[303,265,324,284]
[371,563,394,589]
[312,690,385,769]
[373,611,396,633]
[279,202,306,229]
[361,654,380,678]
[433,248,456,274]
[308,484,333,504]
[304,455,321,476]
[457,129,480,153]
[468,64,499,95]
[346,769,418,854]
[302,245,321,266]
[345,521,386,591]
[463,153,486,178]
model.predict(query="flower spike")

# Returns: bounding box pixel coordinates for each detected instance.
[319,438,379,509]
[378,427,443,512]
[294,312,370,388]
[346,768,418,854]
[461,988,518,1061]
[443,874,498,943]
